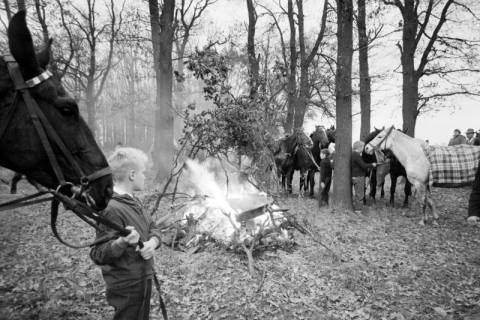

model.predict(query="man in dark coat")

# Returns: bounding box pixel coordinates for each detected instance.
[448,129,467,146]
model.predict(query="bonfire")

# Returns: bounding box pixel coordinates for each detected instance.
[178,158,291,245]
[152,157,295,275]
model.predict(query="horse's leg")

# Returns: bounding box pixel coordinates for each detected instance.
[369,169,377,201]
[380,182,385,199]
[426,186,439,224]
[403,179,412,208]
[299,169,306,197]
[10,172,23,194]
[413,183,429,225]
[306,169,314,197]
[390,174,398,207]
[286,169,294,194]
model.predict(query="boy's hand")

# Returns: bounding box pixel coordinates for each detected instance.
[372,163,377,168]
[320,182,325,189]
[137,238,158,260]
[119,226,140,246]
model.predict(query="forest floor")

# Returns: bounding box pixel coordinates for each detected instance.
[0,169,479,320]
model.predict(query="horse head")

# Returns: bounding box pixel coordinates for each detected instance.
[326,125,336,143]
[0,11,113,210]
[310,126,329,149]
[364,126,395,155]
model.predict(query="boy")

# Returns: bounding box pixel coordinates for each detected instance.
[319,148,332,206]
[90,147,161,320]
[352,141,376,207]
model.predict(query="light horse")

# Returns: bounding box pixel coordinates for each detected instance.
[365,128,412,207]
[0,11,112,210]
[365,126,480,224]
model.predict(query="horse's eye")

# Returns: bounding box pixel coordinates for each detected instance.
[55,98,79,118]
[59,107,75,116]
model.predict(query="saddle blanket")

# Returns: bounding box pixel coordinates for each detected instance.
[426,145,480,187]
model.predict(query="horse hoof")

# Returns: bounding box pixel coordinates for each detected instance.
[432,220,439,226]
[418,220,425,226]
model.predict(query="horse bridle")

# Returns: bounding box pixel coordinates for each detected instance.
[366,126,394,152]
[0,55,111,200]
[0,55,119,247]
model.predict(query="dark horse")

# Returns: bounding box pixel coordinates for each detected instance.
[0,11,112,210]
[273,129,313,195]
[364,129,411,207]
[305,126,333,197]
[376,145,412,208]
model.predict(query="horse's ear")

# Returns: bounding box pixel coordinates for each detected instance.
[37,38,53,69]
[8,11,41,79]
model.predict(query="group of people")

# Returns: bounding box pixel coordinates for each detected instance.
[448,128,480,146]
[317,139,376,212]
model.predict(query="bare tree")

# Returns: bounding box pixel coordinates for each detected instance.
[383,0,480,137]
[3,0,12,21]
[63,0,125,136]
[175,0,215,87]
[357,0,371,140]
[294,0,329,129]
[16,0,24,11]
[149,0,176,181]
[246,0,260,98]
[285,0,297,133]
[333,0,354,211]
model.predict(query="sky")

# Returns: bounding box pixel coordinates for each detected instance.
[203,0,480,145]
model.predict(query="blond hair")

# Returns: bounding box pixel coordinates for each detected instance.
[108,147,149,182]
[353,141,365,152]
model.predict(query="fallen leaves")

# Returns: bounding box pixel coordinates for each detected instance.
[0,177,479,319]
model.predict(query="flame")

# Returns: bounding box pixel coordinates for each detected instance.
[182,157,284,244]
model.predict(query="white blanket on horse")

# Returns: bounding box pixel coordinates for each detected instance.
[426,145,480,187]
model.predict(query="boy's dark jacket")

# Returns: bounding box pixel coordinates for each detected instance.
[90,193,161,290]
[351,151,374,177]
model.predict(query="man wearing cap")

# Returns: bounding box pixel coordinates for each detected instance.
[466,128,480,146]
[448,129,467,146]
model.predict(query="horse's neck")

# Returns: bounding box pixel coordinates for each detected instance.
[389,131,425,167]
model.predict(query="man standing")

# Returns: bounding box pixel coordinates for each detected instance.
[448,129,467,146]
[466,128,480,146]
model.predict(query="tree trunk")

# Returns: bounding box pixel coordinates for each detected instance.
[285,0,296,134]
[4,0,12,20]
[247,0,259,99]
[294,0,307,130]
[86,78,96,136]
[401,0,418,137]
[16,0,25,11]
[357,0,371,140]
[149,0,175,181]
[332,0,353,211]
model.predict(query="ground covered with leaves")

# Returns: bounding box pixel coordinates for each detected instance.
[0,176,479,320]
